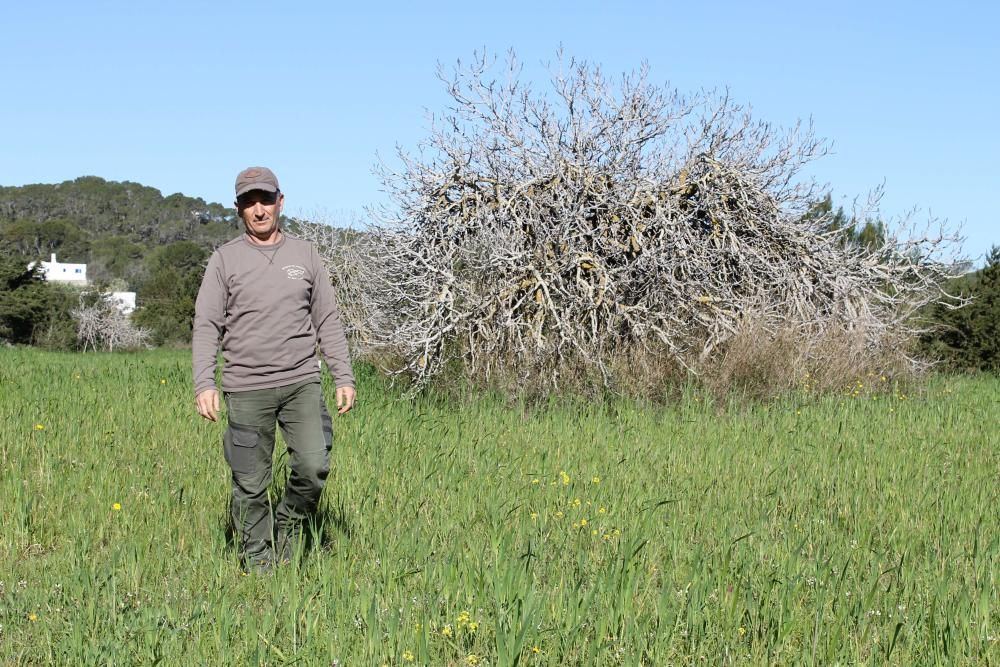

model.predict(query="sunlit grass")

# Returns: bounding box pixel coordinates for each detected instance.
[0,348,997,665]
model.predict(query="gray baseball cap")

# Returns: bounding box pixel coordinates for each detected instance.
[235,166,280,197]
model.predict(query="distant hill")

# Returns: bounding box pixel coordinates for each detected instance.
[0,176,242,285]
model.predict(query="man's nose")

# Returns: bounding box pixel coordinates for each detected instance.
[252,203,266,217]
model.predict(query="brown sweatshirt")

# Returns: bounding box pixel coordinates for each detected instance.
[192,233,354,394]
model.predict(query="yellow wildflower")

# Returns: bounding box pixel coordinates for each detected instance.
[560,470,570,485]
[555,511,564,519]
[598,506,607,514]
[403,650,415,662]
[440,625,453,637]
[112,502,122,511]
[160,379,166,384]
[34,424,45,431]
[739,626,747,636]
[530,512,538,521]
[28,613,38,622]
[531,478,540,485]
[580,518,588,527]
[532,645,541,654]
[591,476,601,484]
[467,621,478,633]
[467,655,479,665]
[572,498,581,508]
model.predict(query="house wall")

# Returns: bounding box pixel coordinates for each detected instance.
[39,253,88,284]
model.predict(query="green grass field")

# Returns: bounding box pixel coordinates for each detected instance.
[1,348,997,665]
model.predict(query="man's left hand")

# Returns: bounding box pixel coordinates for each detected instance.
[336,386,356,414]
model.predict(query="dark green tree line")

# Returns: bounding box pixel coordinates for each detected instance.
[920,246,1000,371]
[799,193,886,251]
[0,254,77,348]
[0,176,240,287]
[132,241,208,346]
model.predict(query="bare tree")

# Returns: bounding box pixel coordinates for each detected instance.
[72,292,150,352]
[301,51,965,393]
[286,214,373,353]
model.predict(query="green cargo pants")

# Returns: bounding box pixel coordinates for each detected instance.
[223,378,333,567]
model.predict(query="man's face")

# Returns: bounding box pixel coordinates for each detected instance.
[236,189,284,239]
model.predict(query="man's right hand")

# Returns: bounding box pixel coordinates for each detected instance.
[196,389,220,422]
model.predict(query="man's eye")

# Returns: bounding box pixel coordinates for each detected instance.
[240,196,276,206]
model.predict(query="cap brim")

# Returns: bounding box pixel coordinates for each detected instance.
[236,182,279,197]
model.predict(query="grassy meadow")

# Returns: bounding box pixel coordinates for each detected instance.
[1,348,997,665]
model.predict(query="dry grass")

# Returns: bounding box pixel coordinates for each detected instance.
[351,317,920,405]
[694,319,918,401]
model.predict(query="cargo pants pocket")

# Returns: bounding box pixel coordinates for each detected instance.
[223,421,263,475]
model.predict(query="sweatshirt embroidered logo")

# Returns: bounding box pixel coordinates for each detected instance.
[282,265,306,280]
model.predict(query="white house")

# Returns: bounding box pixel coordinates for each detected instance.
[29,255,137,316]
[36,253,88,284]
[109,292,137,315]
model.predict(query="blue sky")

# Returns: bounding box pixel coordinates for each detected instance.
[2,1,997,262]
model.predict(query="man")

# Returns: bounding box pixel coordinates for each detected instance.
[192,166,355,572]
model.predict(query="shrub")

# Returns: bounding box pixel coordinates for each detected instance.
[304,52,964,397]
